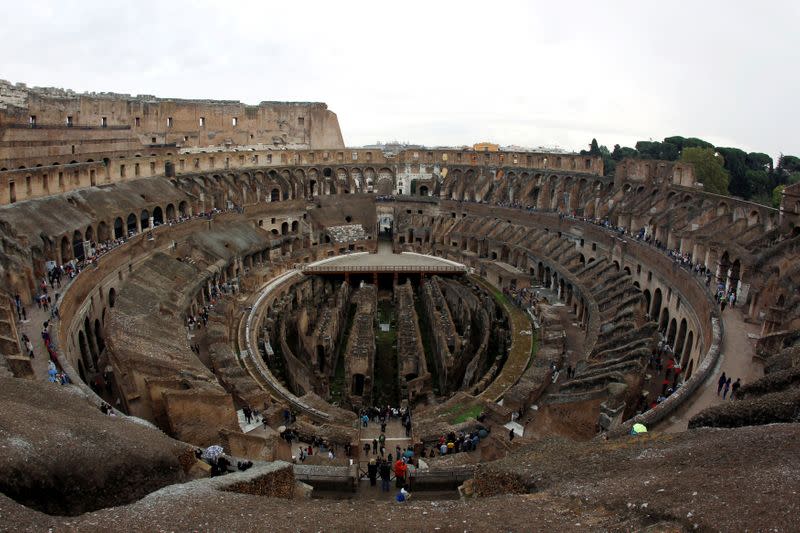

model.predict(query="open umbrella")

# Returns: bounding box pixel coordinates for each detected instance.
[631,423,648,435]
[202,445,225,461]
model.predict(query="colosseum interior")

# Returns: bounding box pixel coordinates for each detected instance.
[1,81,799,531]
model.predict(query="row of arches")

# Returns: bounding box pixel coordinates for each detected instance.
[51,201,192,263]
[441,169,613,216]
[173,166,400,206]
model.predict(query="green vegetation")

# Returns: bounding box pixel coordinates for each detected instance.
[488,285,510,306]
[580,136,798,207]
[525,328,539,372]
[446,403,483,424]
[414,286,442,396]
[373,300,399,407]
[680,147,730,195]
[329,303,356,404]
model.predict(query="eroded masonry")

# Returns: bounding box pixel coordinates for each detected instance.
[1,81,799,531]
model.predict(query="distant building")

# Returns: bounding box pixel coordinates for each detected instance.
[473,142,500,152]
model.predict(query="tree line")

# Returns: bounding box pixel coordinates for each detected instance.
[580,137,800,207]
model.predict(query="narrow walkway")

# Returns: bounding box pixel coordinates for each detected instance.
[657,308,763,433]
[16,297,62,382]
[358,418,411,467]
[475,276,534,402]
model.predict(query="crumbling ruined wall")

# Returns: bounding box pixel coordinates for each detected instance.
[438,278,496,389]
[161,389,240,449]
[418,276,505,395]
[395,280,430,401]
[307,281,350,379]
[421,277,459,391]
[341,284,376,407]
[269,277,350,398]
[0,79,344,166]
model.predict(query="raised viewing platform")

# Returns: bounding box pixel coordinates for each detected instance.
[300,249,468,275]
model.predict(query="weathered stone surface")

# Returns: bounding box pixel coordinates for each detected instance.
[0,377,188,515]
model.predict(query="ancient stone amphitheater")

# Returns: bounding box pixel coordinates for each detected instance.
[1,82,798,531]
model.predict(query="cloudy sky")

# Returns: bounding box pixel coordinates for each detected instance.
[3,0,799,158]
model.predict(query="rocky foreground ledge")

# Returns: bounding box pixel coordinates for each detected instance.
[1,376,797,532]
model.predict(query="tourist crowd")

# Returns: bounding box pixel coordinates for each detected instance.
[452,198,735,301]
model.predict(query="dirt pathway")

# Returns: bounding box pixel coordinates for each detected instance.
[657,307,763,433]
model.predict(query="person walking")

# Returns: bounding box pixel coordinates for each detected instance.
[731,378,741,400]
[372,438,378,455]
[14,294,23,321]
[394,458,407,488]
[717,372,727,396]
[379,459,391,492]
[367,459,378,487]
[21,334,33,358]
[722,377,731,399]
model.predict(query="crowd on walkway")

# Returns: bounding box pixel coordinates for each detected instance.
[640,336,685,411]
[424,430,487,457]
[274,407,351,462]
[715,283,738,312]
[716,372,743,400]
[54,205,243,282]
[453,198,734,300]
[9,206,244,394]
[366,455,417,496]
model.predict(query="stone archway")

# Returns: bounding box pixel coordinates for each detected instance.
[376,176,394,196]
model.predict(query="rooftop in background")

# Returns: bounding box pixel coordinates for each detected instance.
[359,140,577,156]
[0,80,327,108]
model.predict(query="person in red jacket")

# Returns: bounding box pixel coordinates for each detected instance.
[394,458,407,488]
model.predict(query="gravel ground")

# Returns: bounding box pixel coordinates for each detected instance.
[1,423,798,531]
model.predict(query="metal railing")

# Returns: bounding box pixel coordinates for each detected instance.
[302,264,467,274]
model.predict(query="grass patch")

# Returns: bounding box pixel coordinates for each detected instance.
[489,286,510,306]
[373,299,399,406]
[525,328,540,372]
[329,303,356,404]
[414,284,442,396]
[448,404,484,424]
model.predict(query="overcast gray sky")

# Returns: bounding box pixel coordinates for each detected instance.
[3,0,799,158]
